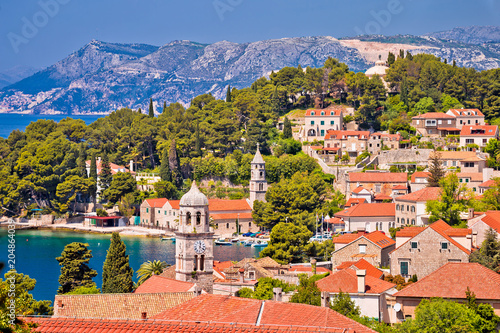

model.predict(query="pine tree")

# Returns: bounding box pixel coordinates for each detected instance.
[102,232,134,293]
[226,85,232,103]
[56,242,97,294]
[159,147,171,182]
[138,107,142,114]
[406,51,413,60]
[399,49,405,59]
[387,52,395,66]
[427,151,445,187]
[77,149,87,178]
[162,101,167,114]
[99,152,113,197]
[148,98,154,118]
[400,77,409,107]
[169,139,182,188]
[283,116,292,139]
[89,154,97,181]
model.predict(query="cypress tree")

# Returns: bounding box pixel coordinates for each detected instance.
[169,139,182,188]
[138,108,142,114]
[400,77,409,107]
[102,232,134,293]
[89,154,97,181]
[271,85,280,114]
[226,85,232,103]
[195,121,202,157]
[162,101,167,114]
[56,242,97,294]
[77,148,87,178]
[399,49,405,59]
[283,116,292,139]
[387,52,395,66]
[406,51,413,60]
[427,151,445,187]
[99,152,113,196]
[159,147,172,182]
[148,98,154,118]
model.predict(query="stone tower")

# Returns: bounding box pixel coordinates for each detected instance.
[249,144,268,208]
[175,181,214,293]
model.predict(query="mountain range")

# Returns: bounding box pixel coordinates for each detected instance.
[1,26,499,115]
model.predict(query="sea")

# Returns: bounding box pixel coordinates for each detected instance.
[0,229,262,302]
[0,114,105,138]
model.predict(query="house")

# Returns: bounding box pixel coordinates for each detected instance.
[331,231,396,268]
[389,220,471,279]
[335,258,385,279]
[139,198,179,229]
[85,157,135,197]
[460,125,499,149]
[467,210,500,247]
[391,185,408,198]
[368,132,402,154]
[431,150,478,170]
[303,108,343,141]
[456,172,484,192]
[412,112,458,136]
[317,268,396,323]
[391,263,500,323]
[345,198,367,208]
[394,187,441,226]
[350,186,372,203]
[325,217,345,233]
[346,172,408,198]
[447,108,486,129]
[478,179,496,194]
[334,203,396,233]
[221,257,288,282]
[324,130,370,159]
[409,171,430,192]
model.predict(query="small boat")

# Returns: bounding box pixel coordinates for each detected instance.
[251,241,268,248]
[162,237,176,243]
[230,238,239,243]
[243,240,255,247]
[215,238,232,246]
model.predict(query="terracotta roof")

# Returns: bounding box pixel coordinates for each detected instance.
[479,211,500,232]
[352,186,369,194]
[158,265,177,279]
[153,294,375,332]
[448,108,484,117]
[255,257,282,268]
[349,172,408,183]
[365,231,396,249]
[317,269,395,294]
[345,198,366,207]
[325,130,370,140]
[336,259,384,279]
[53,292,195,319]
[395,187,441,202]
[208,199,252,212]
[374,194,393,201]
[392,185,407,190]
[331,233,362,244]
[144,198,168,208]
[410,171,431,183]
[431,151,477,160]
[444,228,472,237]
[394,263,500,300]
[169,200,180,209]
[325,217,345,224]
[479,179,496,188]
[461,156,485,162]
[335,203,395,218]
[456,172,483,182]
[26,317,370,333]
[323,147,341,151]
[413,112,454,119]
[370,133,401,140]
[305,108,343,117]
[460,125,498,136]
[437,127,460,131]
[289,265,331,274]
[134,275,197,294]
[210,213,253,221]
[396,226,426,238]
[85,160,133,175]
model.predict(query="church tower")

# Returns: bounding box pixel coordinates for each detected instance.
[249,144,268,208]
[175,181,214,293]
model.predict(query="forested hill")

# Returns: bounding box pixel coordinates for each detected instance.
[1,27,500,114]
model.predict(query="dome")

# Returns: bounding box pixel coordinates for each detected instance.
[180,181,209,206]
[365,62,389,76]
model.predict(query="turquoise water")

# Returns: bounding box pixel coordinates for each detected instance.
[0,114,105,138]
[0,229,261,302]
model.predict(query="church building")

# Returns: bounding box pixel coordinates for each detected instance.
[249,144,268,208]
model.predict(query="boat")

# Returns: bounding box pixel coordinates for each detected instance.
[230,238,239,243]
[215,238,232,246]
[162,237,176,243]
[251,241,268,248]
[243,240,255,247]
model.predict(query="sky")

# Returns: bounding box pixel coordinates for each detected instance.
[0,0,499,72]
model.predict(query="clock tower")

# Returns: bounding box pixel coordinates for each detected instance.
[175,181,214,293]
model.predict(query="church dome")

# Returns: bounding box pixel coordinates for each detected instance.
[180,181,209,206]
[365,61,389,77]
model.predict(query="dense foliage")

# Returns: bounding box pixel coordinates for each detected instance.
[56,242,97,294]
[236,277,295,300]
[101,232,134,293]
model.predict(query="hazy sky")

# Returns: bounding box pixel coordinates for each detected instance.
[0,0,499,72]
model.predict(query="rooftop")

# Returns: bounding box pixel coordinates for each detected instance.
[134,275,198,294]
[395,187,441,203]
[460,125,498,136]
[305,108,343,117]
[447,108,484,117]
[336,259,384,279]
[413,112,455,119]
[345,198,366,207]
[325,130,370,140]
[335,203,396,218]
[331,231,395,249]
[431,151,477,161]
[348,172,408,183]
[317,269,395,294]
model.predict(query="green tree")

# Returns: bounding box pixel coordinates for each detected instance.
[102,232,134,293]
[102,172,137,205]
[387,52,395,66]
[136,260,168,285]
[89,154,97,181]
[54,175,95,214]
[236,277,296,300]
[469,228,500,273]
[159,147,171,182]
[226,85,232,103]
[169,139,183,188]
[99,152,113,197]
[260,222,313,264]
[427,151,445,187]
[56,242,97,294]
[148,98,154,118]
[426,173,471,225]
[290,273,327,306]
[413,97,435,115]
[330,290,361,318]
[480,178,500,210]
[283,116,292,139]
[65,285,100,295]
[154,180,177,199]
[117,192,136,223]
[465,287,500,333]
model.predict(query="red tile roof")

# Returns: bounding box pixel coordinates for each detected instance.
[394,263,500,300]
[460,125,498,136]
[365,231,396,249]
[331,233,363,244]
[26,317,370,333]
[144,198,169,208]
[169,200,180,209]
[336,259,384,279]
[456,172,483,182]
[444,228,472,237]
[289,265,331,274]
[134,275,197,294]
[480,211,500,233]
[208,199,252,212]
[392,185,407,190]
[395,187,441,202]
[396,227,426,238]
[432,151,477,160]
[345,198,366,207]
[85,160,133,175]
[370,133,401,141]
[448,108,484,117]
[210,213,253,220]
[410,171,431,183]
[349,172,408,183]
[153,294,376,332]
[325,130,370,140]
[413,112,454,119]
[305,108,343,117]
[352,186,369,194]
[325,217,345,224]
[374,194,393,201]
[317,269,395,294]
[335,203,395,218]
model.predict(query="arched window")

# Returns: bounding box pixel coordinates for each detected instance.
[321,111,325,115]
[260,172,263,177]
[396,204,400,210]
[259,183,263,191]
[194,255,198,271]
[311,111,315,116]
[200,255,205,271]
[411,219,416,225]
[401,218,405,225]
[196,211,201,225]
[249,222,251,227]
[330,111,334,115]
[186,212,191,225]
[411,206,415,213]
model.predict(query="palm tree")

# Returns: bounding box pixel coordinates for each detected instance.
[136,260,169,285]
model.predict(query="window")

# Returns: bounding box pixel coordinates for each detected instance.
[196,211,201,225]
[311,121,315,125]
[249,222,251,227]
[397,217,400,224]
[411,219,415,225]
[407,205,410,212]
[483,139,487,144]
[396,204,400,210]
[410,241,418,249]
[411,206,415,213]
[321,111,325,115]
[416,120,420,125]
[158,209,161,214]
[466,178,469,183]
[311,111,315,115]
[165,211,167,215]
[448,120,452,124]
[330,120,335,125]
[438,120,442,125]
[441,242,448,250]
[320,129,325,136]
[173,212,175,216]
[401,218,405,224]
[375,184,381,193]
[400,262,409,276]
[359,244,367,254]
[146,208,149,213]
[320,121,325,125]
[443,161,448,166]
[466,139,474,144]
[468,120,471,124]
[226,223,229,229]
[460,120,463,124]
[452,161,457,167]
[186,212,191,225]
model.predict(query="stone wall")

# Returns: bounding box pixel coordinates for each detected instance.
[331,236,391,268]
[377,149,433,167]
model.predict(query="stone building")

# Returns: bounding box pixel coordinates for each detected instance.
[346,172,408,198]
[334,203,396,234]
[368,133,401,154]
[389,220,471,279]
[303,108,343,141]
[467,210,500,247]
[323,130,370,160]
[411,112,458,136]
[446,108,485,129]
[459,125,499,149]
[140,198,179,228]
[393,187,441,227]
[249,145,267,208]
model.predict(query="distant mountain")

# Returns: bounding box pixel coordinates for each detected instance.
[1,27,499,115]
[0,66,39,89]
[426,26,500,45]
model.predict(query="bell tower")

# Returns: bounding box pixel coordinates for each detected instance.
[249,144,267,208]
[175,181,214,293]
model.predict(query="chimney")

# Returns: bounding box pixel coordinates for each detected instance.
[141,312,147,320]
[321,291,330,307]
[468,208,474,219]
[193,286,202,297]
[356,269,366,293]
[97,156,101,162]
[472,231,478,248]
[129,160,134,172]
[273,287,282,302]
[239,268,245,283]
[310,258,317,275]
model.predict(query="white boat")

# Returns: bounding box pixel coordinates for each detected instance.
[215,238,232,246]
[251,240,268,248]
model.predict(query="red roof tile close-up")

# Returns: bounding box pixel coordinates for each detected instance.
[317,269,395,294]
[134,275,197,294]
